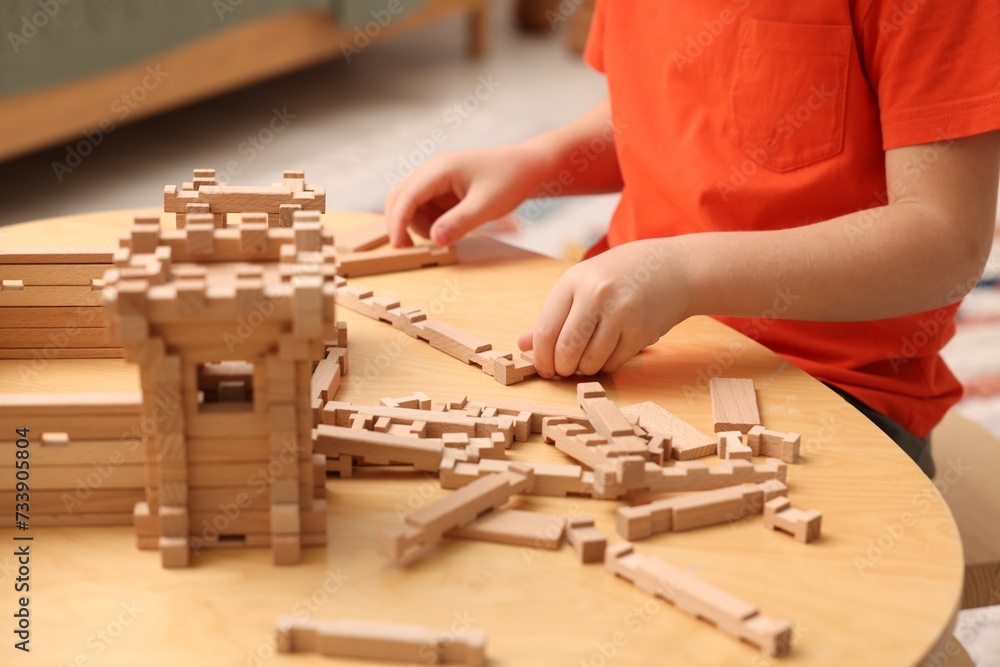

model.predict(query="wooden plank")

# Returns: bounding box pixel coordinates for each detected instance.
[0,307,107,328]
[709,378,761,433]
[446,508,565,549]
[334,218,390,253]
[0,347,122,360]
[0,463,145,490]
[0,438,145,466]
[0,264,110,285]
[335,245,457,278]
[0,285,103,307]
[0,488,143,515]
[0,327,114,348]
[0,392,142,415]
[0,249,115,264]
[620,402,716,460]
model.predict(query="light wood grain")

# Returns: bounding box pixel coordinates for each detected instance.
[0,209,965,666]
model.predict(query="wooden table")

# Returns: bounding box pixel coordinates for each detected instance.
[0,210,966,666]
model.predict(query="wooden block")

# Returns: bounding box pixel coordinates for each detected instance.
[336,245,457,277]
[335,219,391,253]
[565,516,606,563]
[717,431,752,460]
[747,426,800,463]
[240,223,268,254]
[763,497,821,543]
[620,402,717,460]
[605,543,792,657]
[159,505,189,537]
[184,221,216,255]
[313,425,444,471]
[0,248,116,265]
[278,204,301,228]
[274,617,486,666]
[709,378,760,433]
[419,320,492,364]
[492,357,536,385]
[160,536,190,568]
[271,503,301,534]
[293,217,324,252]
[273,534,302,565]
[379,467,531,561]
[446,509,565,549]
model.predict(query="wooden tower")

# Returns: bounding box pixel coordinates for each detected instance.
[103,170,335,567]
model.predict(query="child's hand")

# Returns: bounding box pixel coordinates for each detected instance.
[518,240,690,378]
[385,145,550,247]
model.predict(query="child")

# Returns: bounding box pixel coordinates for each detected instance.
[385,1,1000,477]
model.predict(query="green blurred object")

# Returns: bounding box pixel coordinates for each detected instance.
[0,0,423,97]
[331,0,427,28]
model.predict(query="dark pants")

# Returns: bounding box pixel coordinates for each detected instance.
[827,385,936,479]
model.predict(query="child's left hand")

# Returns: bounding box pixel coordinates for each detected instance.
[518,239,690,378]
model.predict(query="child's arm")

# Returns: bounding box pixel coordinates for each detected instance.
[520,131,1000,379]
[385,99,622,247]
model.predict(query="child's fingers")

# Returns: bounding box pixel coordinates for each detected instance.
[517,330,534,352]
[386,169,454,247]
[576,319,621,376]
[552,301,600,377]
[429,186,491,246]
[530,285,575,379]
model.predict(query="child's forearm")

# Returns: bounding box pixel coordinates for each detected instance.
[672,132,1000,323]
[519,98,624,197]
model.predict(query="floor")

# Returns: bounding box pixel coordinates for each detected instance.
[1,1,997,663]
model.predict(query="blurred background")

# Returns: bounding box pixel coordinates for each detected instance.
[0,0,998,660]
[0,0,615,260]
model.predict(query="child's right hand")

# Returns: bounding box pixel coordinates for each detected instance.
[384,144,550,247]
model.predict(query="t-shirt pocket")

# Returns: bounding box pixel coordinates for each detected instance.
[728,19,852,172]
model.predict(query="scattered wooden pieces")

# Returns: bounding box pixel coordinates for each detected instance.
[619,402,717,460]
[565,516,607,563]
[379,465,534,561]
[710,378,761,433]
[747,426,801,463]
[616,480,788,540]
[717,431,752,461]
[763,497,822,543]
[447,508,565,549]
[275,616,486,665]
[336,245,457,277]
[606,543,792,657]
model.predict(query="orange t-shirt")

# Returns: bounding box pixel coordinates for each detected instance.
[584,0,1000,437]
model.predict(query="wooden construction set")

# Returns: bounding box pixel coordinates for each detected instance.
[0,170,827,661]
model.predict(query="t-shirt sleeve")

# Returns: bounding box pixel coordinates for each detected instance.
[583,0,606,73]
[859,0,1000,149]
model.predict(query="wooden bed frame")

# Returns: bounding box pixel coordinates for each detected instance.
[0,0,488,163]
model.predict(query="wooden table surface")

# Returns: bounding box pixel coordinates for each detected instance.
[0,209,965,667]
